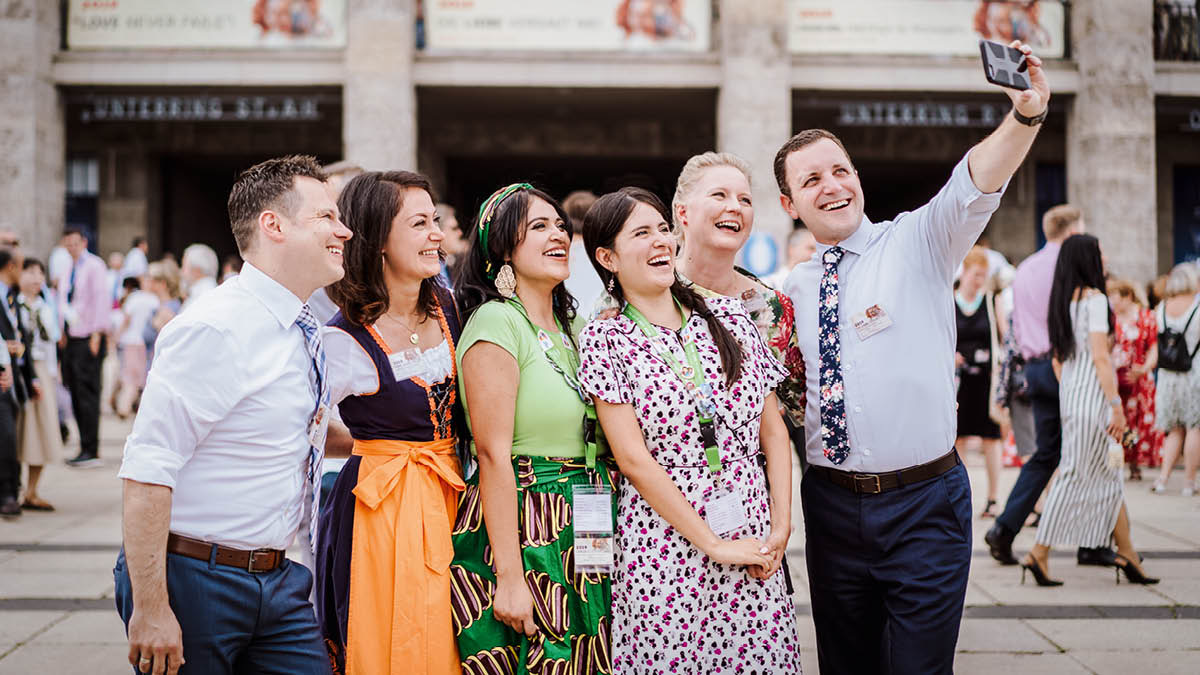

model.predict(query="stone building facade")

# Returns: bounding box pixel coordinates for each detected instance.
[3,0,1198,282]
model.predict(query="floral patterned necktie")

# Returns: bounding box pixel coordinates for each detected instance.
[295,304,329,554]
[819,246,850,464]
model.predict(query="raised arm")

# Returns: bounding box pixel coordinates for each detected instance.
[967,41,1051,194]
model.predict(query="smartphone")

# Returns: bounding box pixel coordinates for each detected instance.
[979,39,1030,91]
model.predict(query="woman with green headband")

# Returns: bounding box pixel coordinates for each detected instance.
[449,183,616,674]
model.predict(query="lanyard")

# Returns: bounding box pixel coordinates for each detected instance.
[506,300,602,468]
[622,300,722,473]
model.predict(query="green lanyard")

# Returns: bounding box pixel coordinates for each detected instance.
[622,300,722,473]
[506,300,602,469]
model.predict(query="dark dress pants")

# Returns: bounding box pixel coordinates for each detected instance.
[802,461,972,675]
[996,358,1061,534]
[114,550,330,675]
[0,395,18,500]
[63,335,104,457]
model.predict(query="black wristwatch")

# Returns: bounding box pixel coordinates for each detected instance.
[1013,107,1048,127]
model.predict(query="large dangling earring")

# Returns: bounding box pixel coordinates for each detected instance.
[494,263,517,299]
[606,276,615,294]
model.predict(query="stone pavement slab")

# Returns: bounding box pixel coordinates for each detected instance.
[1071,650,1200,675]
[1025,618,1200,651]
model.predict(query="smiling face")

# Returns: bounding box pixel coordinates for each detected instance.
[282,176,352,290]
[780,138,865,245]
[508,197,571,291]
[676,165,754,254]
[383,186,442,284]
[597,201,676,298]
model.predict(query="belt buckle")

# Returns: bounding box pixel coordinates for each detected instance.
[247,549,273,573]
[853,474,882,494]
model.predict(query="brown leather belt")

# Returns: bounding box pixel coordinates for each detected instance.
[808,450,961,495]
[166,533,285,573]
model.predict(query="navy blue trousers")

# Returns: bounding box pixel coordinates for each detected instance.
[996,358,1062,534]
[802,461,972,675]
[114,550,330,675]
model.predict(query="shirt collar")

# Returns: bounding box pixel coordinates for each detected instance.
[238,262,305,329]
[814,215,873,259]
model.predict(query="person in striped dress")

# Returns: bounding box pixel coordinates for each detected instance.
[1021,234,1159,586]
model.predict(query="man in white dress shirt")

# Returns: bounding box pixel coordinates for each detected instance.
[115,155,351,675]
[778,42,1050,675]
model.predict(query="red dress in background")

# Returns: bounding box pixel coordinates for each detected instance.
[1113,308,1164,468]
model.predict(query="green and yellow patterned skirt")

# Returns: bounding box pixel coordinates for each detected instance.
[450,455,616,675]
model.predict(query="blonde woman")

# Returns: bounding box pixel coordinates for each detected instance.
[671,152,806,446]
[955,247,1004,516]
[1151,263,1200,495]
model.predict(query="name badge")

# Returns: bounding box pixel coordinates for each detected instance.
[308,404,329,449]
[704,485,747,537]
[974,348,990,364]
[851,304,893,341]
[572,484,614,573]
[388,348,423,382]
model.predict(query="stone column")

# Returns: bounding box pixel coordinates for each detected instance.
[716,0,792,262]
[344,0,417,171]
[0,1,65,259]
[1066,0,1156,282]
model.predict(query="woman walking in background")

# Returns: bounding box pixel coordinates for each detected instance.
[1107,278,1162,480]
[316,171,465,675]
[578,187,799,674]
[451,184,615,675]
[16,259,60,511]
[1150,263,1200,495]
[955,246,1004,516]
[1021,234,1158,587]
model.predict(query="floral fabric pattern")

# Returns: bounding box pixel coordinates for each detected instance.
[577,296,799,675]
[817,247,850,464]
[1113,308,1163,467]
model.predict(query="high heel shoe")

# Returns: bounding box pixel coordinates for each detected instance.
[1020,556,1064,587]
[980,499,998,519]
[1113,554,1160,585]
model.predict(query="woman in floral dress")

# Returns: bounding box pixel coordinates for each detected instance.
[1108,278,1163,479]
[577,187,800,674]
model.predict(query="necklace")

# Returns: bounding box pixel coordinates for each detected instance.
[382,310,424,345]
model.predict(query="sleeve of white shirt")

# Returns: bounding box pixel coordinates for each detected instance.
[904,150,1009,282]
[117,319,246,488]
[1086,292,1109,334]
[321,326,380,405]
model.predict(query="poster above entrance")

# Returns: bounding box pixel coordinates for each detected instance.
[788,0,1065,58]
[424,0,711,52]
[67,0,347,49]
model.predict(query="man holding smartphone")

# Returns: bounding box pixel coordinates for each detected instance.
[776,41,1050,674]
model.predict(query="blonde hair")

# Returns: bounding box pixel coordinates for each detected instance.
[962,246,989,272]
[671,152,752,230]
[1164,262,1199,298]
[1106,277,1143,307]
[1042,204,1083,241]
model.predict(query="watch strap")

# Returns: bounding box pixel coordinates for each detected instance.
[1013,107,1047,126]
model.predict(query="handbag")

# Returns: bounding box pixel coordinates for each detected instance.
[1158,302,1200,373]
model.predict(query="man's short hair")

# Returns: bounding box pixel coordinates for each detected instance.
[562,191,598,235]
[1042,204,1083,241]
[227,155,327,254]
[0,248,15,270]
[132,235,147,248]
[182,243,219,279]
[63,226,85,240]
[774,129,853,199]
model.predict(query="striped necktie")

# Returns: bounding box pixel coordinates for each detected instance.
[295,304,329,554]
[818,246,851,464]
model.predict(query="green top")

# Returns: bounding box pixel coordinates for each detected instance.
[457,300,588,458]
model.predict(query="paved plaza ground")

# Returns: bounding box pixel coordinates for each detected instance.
[1,412,1198,673]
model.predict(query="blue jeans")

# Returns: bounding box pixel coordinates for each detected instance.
[802,461,972,675]
[996,357,1062,534]
[114,550,330,675]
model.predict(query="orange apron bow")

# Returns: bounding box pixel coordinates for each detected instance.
[346,437,464,675]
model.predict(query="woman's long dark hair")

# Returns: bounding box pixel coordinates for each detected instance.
[1048,233,1113,361]
[454,186,577,343]
[328,171,443,326]
[583,187,743,386]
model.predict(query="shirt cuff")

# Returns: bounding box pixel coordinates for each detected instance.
[117,445,183,489]
[955,149,1010,212]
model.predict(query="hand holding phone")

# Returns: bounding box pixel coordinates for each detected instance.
[980,40,1051,122]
